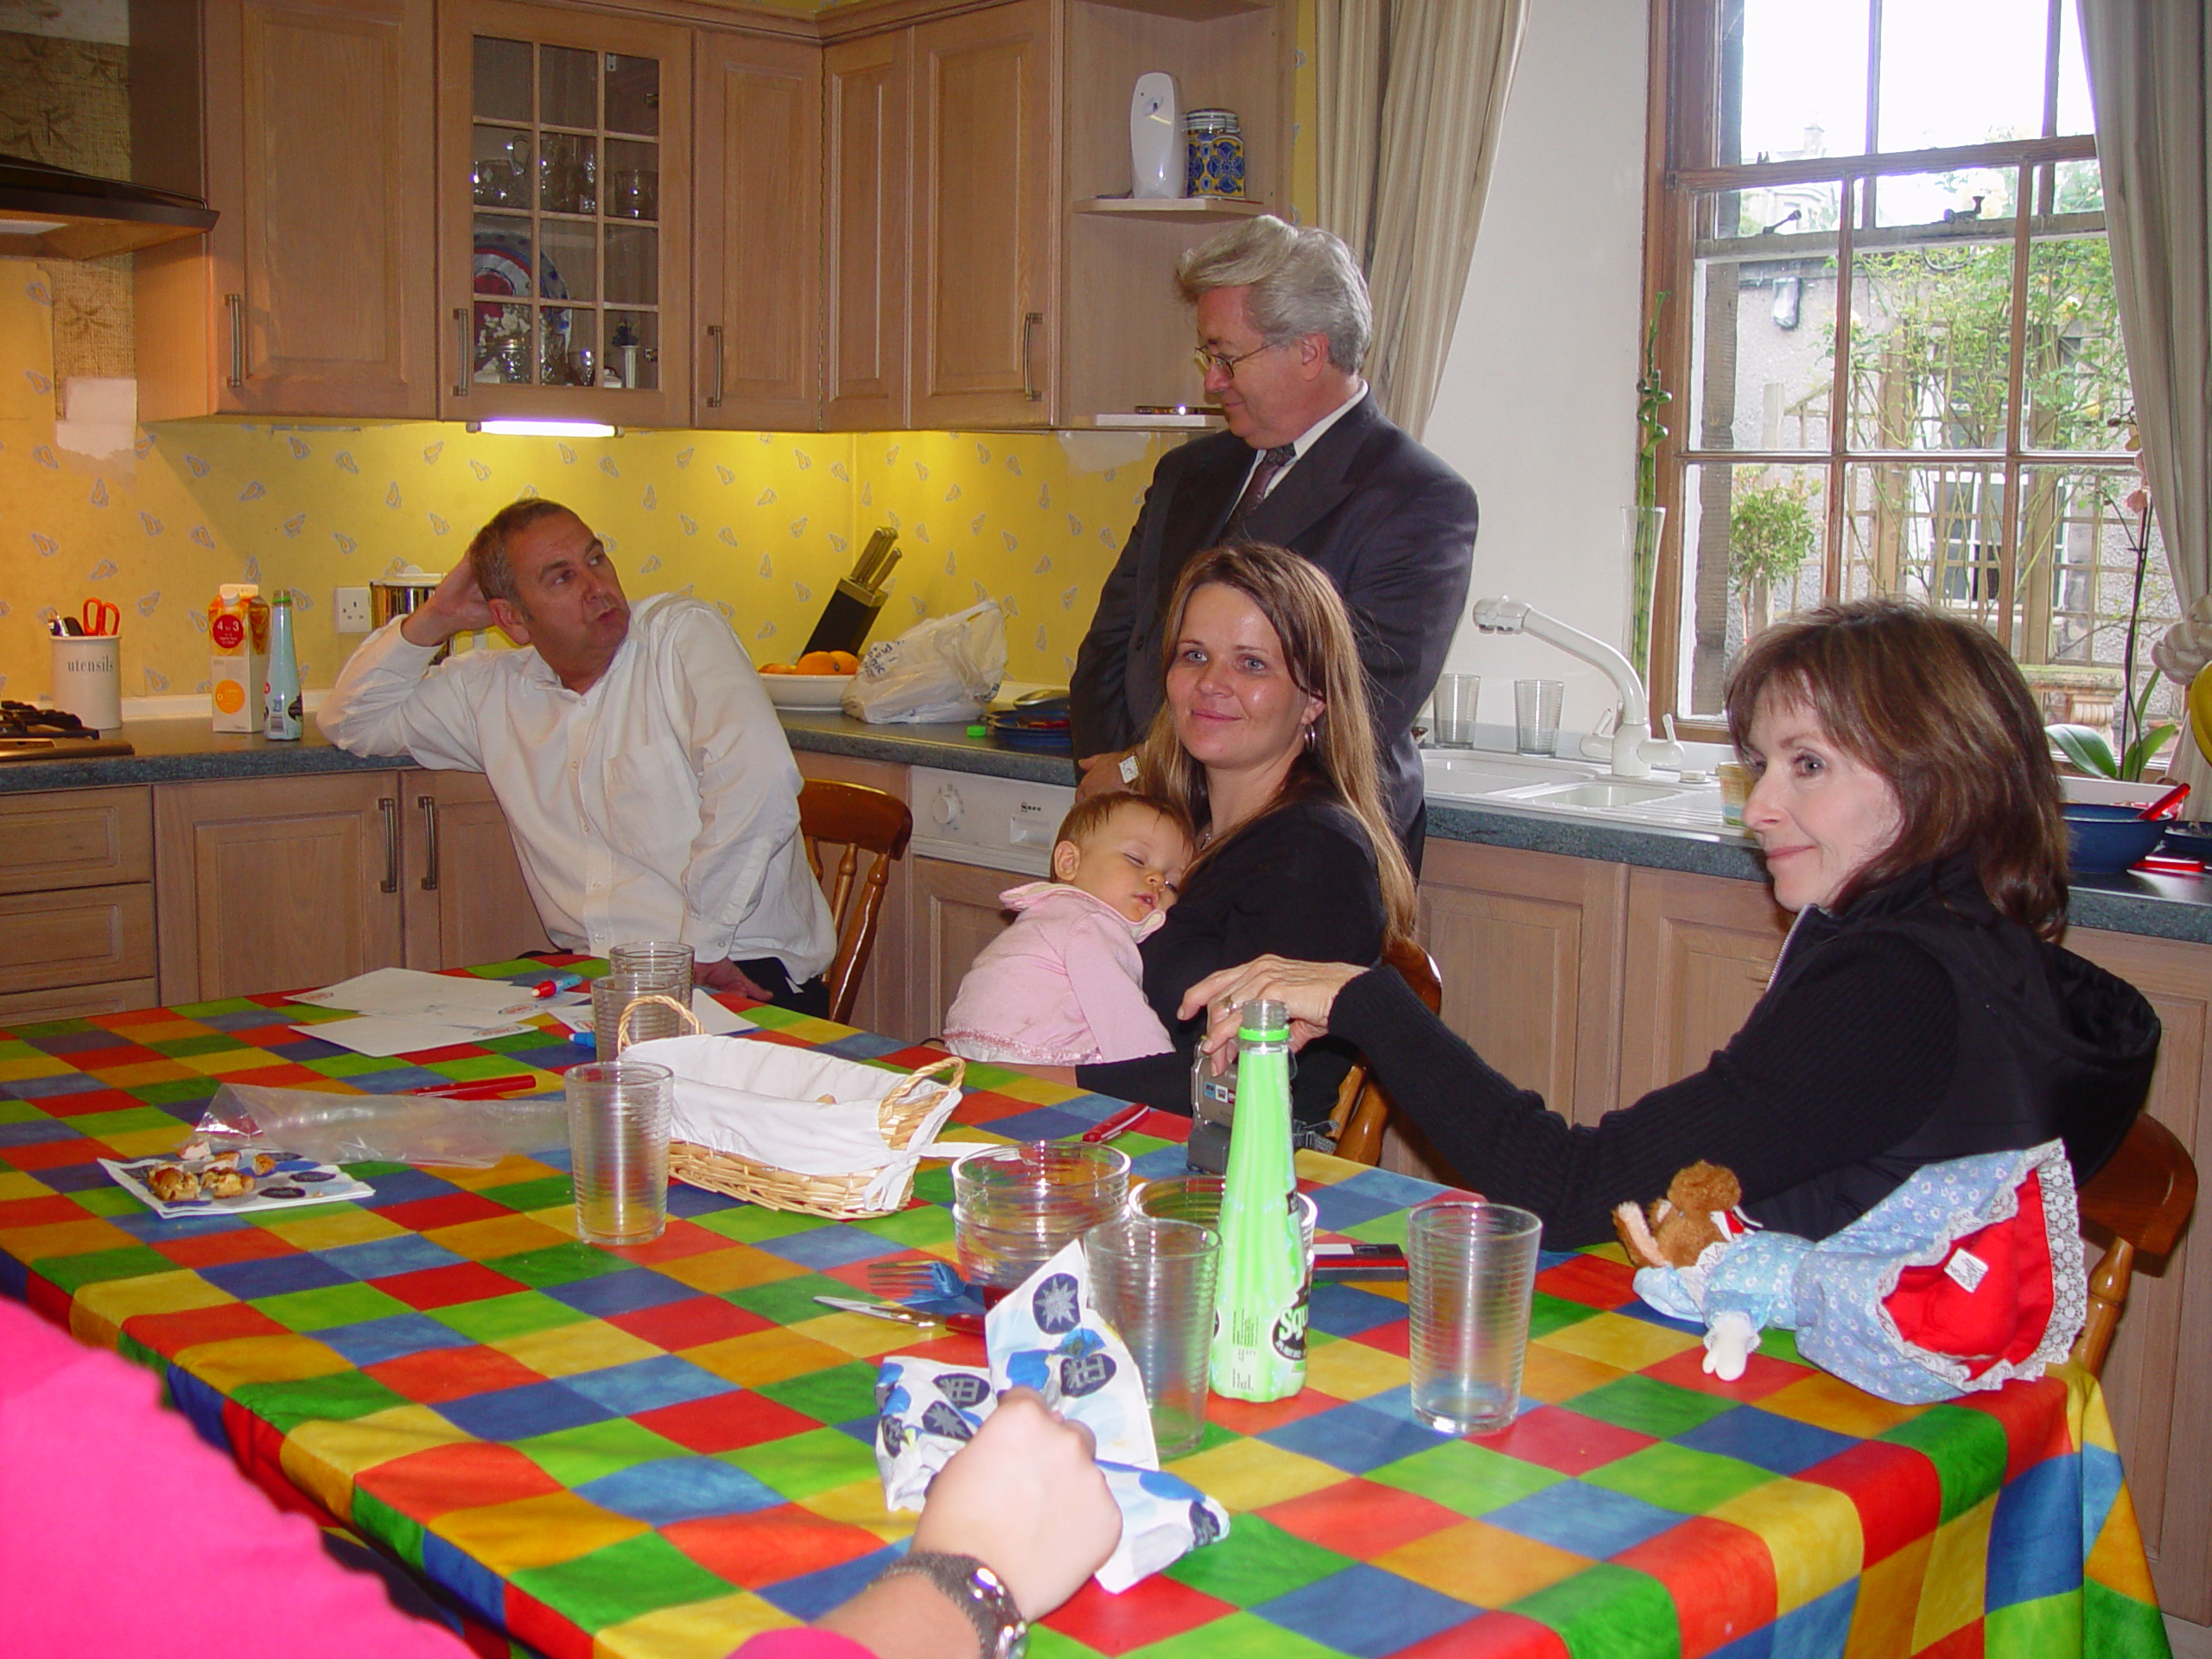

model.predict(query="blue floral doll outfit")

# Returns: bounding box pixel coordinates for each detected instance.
[1634,1140,2089,1404]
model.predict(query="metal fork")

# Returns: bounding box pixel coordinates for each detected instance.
[867,1259,971,1300]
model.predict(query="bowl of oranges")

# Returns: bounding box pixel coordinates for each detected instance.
[757,649,861,709]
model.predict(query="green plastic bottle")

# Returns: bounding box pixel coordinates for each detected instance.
[1209,998,1307,1401]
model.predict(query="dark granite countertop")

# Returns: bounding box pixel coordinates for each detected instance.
[8,713,2204,945]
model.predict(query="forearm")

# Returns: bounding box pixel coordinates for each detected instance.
[315,623,474,764]
[809,1574,982,1659]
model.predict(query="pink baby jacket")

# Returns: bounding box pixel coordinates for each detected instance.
[943,881,1174,1066]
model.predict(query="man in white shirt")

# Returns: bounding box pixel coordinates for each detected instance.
[319,499,836,1009]
[1068,216,1478,869]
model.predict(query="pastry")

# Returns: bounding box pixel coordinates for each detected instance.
[145,1165,200,1202]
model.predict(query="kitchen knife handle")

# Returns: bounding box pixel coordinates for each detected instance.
[226,293,245,388]
[417,794,439,891]
[378,796,400,894]
[1021,311,1043,403]
[706,323,725,409]
[452,308,470,397]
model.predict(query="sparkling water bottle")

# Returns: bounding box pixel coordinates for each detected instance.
[263,590,302,741]
[1209,999,1307,1401]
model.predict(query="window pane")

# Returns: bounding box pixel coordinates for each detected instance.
[542,45,597,130]
[1877,0,2049,153]
[474,37,531,124]
[2055,3,2094,138]
[1737,0,1868,163]
[606,312,658,392]
[2022,238,2130,452]
[1839,461,2008,624]
[537,132,597,216]
[540,221,596,303]
[606,54,659,138]
[1672,461,1833,717]
[1846,233,2014,452]
[472,126,531,209]
[1688,186,1840,453]
[1865,164,2017,231]
[606,139,658,221]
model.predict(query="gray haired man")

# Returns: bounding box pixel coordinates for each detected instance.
[1068,216,1478,868]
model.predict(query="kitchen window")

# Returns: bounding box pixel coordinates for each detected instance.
[1647,0,2172,741]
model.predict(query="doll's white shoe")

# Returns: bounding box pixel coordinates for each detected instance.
[1702,1309,1760,1381]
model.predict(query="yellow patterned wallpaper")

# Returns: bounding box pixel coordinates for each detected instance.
[0,260,1168,704]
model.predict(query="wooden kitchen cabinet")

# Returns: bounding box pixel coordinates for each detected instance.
[131,0,440,422]
[437,0,692,424]
[909,855,1019,1044]
[399,770,550,973]
[0,788,157,1020]
[1615,866,1789,1107]
[823,28,910,429]
[694,29,822,429]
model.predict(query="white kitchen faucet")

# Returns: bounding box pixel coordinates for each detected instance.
[1469,596,1685,779]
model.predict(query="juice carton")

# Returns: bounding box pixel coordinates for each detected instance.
[210,584,270,732]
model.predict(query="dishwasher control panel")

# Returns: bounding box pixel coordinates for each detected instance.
[909,766,1077,877]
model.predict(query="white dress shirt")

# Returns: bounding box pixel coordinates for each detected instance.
[318,594,836,980]
[1235,380,1370,502]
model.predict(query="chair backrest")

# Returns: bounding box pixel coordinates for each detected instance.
[797,780,913,1025]
[2070,1110,2196,1376]
[1328,938,1444,1166]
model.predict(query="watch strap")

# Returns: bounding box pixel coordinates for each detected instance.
[875,1550,1027,1659]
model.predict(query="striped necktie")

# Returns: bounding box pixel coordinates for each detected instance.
[1225,443,1297,539]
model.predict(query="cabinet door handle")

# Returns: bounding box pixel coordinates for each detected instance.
[226,293,245,388]
[706,323,724,408]
[378,796,400,894]
[417,795,439,891]
[453,307,470,397]
[1021,311,1043,402]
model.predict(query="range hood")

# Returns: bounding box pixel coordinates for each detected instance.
[0,155,217,261]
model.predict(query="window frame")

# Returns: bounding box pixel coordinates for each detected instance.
[1641,0,2132,740]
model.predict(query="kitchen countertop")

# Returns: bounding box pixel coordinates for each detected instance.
[8,712,2207,945]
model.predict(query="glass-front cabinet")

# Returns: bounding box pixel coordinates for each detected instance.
[438,2,690,423]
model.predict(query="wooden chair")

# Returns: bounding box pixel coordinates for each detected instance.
[1325,938,1444,1165]
[797,780,913,1026]
[2070,1111,2196,1377]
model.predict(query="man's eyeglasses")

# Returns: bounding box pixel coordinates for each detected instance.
[1192,342,1275,379]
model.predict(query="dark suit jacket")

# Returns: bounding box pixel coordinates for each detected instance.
[1069,392,1479,846]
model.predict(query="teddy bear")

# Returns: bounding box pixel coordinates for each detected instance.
[1612,1161,1764,1380]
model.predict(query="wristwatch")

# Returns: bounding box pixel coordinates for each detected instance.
[1117,753,1140,785]
[875,1551,1027,1659]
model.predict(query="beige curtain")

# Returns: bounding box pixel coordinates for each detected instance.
[2077,2,2212,788]
[1313,0,1528,440]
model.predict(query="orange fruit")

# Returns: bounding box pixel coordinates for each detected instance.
[829,650,861,673]
[759,661,795,675]
[796,651,840,675]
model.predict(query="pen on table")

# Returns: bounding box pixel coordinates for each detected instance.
[410,1075,538,1098]
[531,972,583,997]
[1080,1102,1151,1143]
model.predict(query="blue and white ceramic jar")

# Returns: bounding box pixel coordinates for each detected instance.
[1185,109,1245,199]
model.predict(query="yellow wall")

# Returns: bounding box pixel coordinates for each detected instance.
[0,259,1166,703]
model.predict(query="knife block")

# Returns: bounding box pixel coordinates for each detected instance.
[802,579,890,658]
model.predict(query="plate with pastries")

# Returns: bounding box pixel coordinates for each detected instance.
[101,1147,375,1219]
[759,649,860,709]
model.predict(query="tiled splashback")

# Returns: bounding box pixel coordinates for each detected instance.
[0,262,1166,704]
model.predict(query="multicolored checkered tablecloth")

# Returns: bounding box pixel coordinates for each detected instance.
[0,964,2171,1659]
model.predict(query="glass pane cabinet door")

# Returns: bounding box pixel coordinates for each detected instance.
[467,33,659,393]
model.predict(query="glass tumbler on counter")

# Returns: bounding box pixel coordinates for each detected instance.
[565,1059,672,1245]
[1514,679,1564,755]
[951,1142,1130,1294]
[591,970,690,1058]
[1407,1198,1541,1435]
[1084,1216,1221,1458]
[609,941,692,1002]
[1433,674,1481,747]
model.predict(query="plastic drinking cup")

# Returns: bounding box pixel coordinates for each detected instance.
[1433,674,1481,747]
[1514,679,1564,755]
[951,1142,1130,1293]
[564,1059,672,1246]
[1407,1198,1541,1434]
[1130,1176,1315,1289]
[608,940,693,1004]
[592,971,689,1058]
[1084,1216,1221,1458]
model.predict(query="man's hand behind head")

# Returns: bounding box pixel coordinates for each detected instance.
[400,562,497,647]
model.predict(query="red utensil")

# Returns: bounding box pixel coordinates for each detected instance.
[410,1074,538,1098]
[1081,1102,1151,1143]
[2134,783,2190,821]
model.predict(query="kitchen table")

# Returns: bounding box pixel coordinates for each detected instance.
[0,966,2172,1659]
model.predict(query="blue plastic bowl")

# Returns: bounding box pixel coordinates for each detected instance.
[2063,804,2168,875]
[2158,823,2212,862]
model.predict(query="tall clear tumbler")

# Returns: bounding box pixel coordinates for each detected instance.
[593,971,690,1058]
[564,1059,673,1246]
[1407,1198,1541,1435]
[1084,1216,1221,1458]
[608,941,693,1004]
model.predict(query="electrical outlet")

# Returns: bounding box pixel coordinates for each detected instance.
[334,587,372,633]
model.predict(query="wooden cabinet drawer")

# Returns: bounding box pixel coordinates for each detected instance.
[0,883,156,995]
[0,978,161,1023]
[0,788,154,895]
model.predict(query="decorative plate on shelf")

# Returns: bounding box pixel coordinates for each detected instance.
[762,673,855,711]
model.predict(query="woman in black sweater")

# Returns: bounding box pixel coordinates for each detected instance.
[1179,600,2161,1246]
[1073,544,1417,1127]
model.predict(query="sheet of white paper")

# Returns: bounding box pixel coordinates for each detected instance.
[691,991,756,1035]
[292,1015,531,1058]
[292,967,543,1026]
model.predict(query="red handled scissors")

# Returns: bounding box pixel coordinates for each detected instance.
[80,599,120,637]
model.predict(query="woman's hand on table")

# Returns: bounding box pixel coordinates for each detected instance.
[1181,957,1366,1071]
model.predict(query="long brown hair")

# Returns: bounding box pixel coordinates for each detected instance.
[1724,598,2069,936]
[1135,543,1417,944]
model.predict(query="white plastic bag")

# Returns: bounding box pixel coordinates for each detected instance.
[842,601,1007,723]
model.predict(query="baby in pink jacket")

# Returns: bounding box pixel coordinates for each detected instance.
[944,794,1192,1066]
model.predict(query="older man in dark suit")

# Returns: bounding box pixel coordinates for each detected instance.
[1069,216,1478,870]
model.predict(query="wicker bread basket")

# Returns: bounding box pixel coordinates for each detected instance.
[603,985,958,1219]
